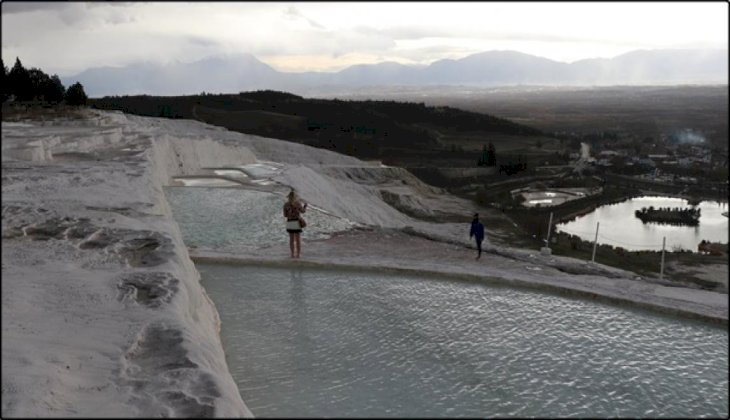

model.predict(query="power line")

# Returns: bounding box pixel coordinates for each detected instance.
[556,228,597,237]
[556,227,669,249]
[597,234,664,248]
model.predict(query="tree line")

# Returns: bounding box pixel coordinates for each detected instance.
[2,57,88,106]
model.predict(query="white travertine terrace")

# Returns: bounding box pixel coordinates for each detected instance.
[2,109,726,417]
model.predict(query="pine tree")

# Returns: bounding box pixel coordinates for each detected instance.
[65,82,88,106]
[1,58,7,102]
[8,57,33,101]
[45,75,66,104]
[28,67,52,101]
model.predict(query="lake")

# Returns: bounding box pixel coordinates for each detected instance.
[555,196,728,252]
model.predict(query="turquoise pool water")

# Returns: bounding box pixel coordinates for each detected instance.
[199,264,729,418]
[164,187,353,252]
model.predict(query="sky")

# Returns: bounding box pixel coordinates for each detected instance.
[2,1,728,76]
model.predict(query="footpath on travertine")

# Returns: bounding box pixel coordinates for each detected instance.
[190,227,729,325]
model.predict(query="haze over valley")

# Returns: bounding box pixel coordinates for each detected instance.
[60,49,729,98]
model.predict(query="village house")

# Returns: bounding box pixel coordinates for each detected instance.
[647,154,673,162]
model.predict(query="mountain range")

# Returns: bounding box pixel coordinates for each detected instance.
[62,49,729,97]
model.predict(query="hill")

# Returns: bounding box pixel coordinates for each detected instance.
[90,90,549,166]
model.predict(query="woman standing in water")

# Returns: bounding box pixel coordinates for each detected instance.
[283,190,308,258]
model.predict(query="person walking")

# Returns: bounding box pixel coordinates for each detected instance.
[284,189,308,258]
[469,213,485,260]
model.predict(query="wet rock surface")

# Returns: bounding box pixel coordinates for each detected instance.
[117,272,179,307]
[121,323,219,417]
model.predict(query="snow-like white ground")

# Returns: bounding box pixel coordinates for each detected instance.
[2,109,727,417]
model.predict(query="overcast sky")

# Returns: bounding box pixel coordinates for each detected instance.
[2,1,728,76]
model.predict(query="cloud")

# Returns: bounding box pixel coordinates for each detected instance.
[2,2,136,27]
[355,24,654,49]
[238,25,395,60]
[1,2,132,13]
[282,6,325,30]
[1,2,72,14]
[103,10,137,25]
[86,2,136,9]
[357,25,456,40]
[186,35,220,48]
[3,2,726,75]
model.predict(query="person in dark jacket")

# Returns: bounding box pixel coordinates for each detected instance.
[469,213,485,259]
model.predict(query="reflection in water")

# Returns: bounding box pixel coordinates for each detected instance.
[556,196,728,251]
[289,268,311,367]
[200,264,728,418]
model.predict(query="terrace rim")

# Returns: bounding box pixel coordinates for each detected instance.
[191,253,728,327]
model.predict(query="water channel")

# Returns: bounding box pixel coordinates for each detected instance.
[555,196,728,252]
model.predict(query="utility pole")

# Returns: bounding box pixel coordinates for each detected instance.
[591,222,600,263]
[540,212,553,256]
[659,236,666,281]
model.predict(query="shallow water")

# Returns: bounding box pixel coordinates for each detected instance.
[199,264,729,418]
[556,196,728,252]
[164,187,353,251]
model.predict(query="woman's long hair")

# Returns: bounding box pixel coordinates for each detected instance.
[287,190,297,205]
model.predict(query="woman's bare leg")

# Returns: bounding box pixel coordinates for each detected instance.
[295,233,302,258]
[289,233,296,258]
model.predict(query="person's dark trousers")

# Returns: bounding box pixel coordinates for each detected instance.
[475,238,483,259]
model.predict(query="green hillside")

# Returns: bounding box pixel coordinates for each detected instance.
[90,90,551,165]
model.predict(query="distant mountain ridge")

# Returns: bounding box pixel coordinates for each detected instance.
[62,49,729,97]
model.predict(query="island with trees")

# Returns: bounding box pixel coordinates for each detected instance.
[634,206,701,226]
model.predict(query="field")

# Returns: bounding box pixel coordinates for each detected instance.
[333,85,729,150]
[193,106,307,133]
